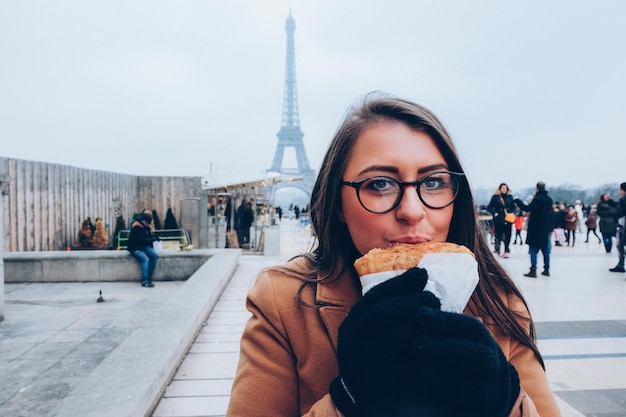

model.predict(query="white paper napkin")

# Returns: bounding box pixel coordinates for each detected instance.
[359,252,479,313]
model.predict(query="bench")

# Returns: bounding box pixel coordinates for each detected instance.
[117,229,192,251]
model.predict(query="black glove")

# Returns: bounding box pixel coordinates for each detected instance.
[406,307,520,416]
[330,267,439,416]
[330,267,520,417]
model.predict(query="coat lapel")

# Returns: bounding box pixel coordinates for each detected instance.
[316,264,361,351]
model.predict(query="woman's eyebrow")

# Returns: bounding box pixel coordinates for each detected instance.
[355,163,450,177]
[355,165,399,177]
[417,163,449,174]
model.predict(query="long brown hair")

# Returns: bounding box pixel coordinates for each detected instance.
[277,92,544,366]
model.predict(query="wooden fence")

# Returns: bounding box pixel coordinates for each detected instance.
[0,157,202,252]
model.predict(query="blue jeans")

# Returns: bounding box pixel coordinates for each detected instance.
[529,240,551,272]
[130,247,159,282]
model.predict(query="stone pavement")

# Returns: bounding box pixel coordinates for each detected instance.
[0,248,240,417]
[2,220,625,417]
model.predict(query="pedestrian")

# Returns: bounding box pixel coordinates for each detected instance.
[609,182,626,273]
[127,211,160,287]
[236,199,254,247]
[227,94,560,417]
[486,182,516,258]
[224,197,234,232]
[564,205,579,247]
[584,206,602,243]
[514,182,554,278]
[477,205,495,244]
[597,193,618,253]
[513,211,525,244]
[552,202,566,246]
[574,200,585,232]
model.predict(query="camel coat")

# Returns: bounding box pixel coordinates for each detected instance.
[226,258,561,417]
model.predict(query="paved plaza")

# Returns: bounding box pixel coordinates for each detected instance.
[1,219,625,416]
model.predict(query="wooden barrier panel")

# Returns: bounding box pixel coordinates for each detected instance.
[0,157,202,252]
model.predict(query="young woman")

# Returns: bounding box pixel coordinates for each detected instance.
[564,205,579,247]
[226,94,561,417]
[487,183,517,257]
[584,206,602,243]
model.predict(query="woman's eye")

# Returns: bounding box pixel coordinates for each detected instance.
[422,176,448,190]
[365,178,397,193]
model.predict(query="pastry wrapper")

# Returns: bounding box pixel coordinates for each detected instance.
[359,252,478,313]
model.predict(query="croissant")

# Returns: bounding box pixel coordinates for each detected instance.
[354,242,474,277]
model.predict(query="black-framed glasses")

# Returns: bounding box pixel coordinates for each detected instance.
[342,171,464,213]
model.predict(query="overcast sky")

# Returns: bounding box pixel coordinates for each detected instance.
[1,1,624,193]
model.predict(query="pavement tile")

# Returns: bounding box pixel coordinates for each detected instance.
[546,358,626,390]
[173,352,239,380]
[556,389,626,415]
[152,395,229,417]
[188,341,240,354]
[163,380,233,397]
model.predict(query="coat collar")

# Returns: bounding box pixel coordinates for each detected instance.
[315,259,362,351]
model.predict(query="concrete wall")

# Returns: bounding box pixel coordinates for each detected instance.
[3,250,213,283]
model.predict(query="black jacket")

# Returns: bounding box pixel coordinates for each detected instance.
[597,199,617,234]
[616,195,626,237]
[127,220,156,252]
[237,203,254,229]
[487,193,516,225]
[515,190,554,248]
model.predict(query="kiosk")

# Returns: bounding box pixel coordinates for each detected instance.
[200,172,303,254]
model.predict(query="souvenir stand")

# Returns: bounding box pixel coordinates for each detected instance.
[201,173,302,253]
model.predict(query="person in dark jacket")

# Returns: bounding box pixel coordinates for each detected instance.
[486,182,516,258]
[515,182,554,277]
[609,182,626,273]
[597,193,617,253]
[584,206,602,243]
[127,211,160,287]
[236,199,255,247]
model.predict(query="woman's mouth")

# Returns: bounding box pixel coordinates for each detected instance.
[390,237,428,245]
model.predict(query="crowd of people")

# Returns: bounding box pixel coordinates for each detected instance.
[481,182,626,278]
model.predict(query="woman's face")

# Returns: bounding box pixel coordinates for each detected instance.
[500,184,508,194]
[338,121,454,255]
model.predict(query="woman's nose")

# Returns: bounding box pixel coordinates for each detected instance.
[395,186,427,222]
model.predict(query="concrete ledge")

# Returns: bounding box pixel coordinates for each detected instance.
[3,250,211,283]
[48,248,241,417]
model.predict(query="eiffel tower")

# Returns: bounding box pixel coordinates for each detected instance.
[268,11,316,194]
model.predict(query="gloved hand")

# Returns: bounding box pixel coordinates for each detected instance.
[406,307,520,416]
[329,267,520,417]
[330,267,439,416]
